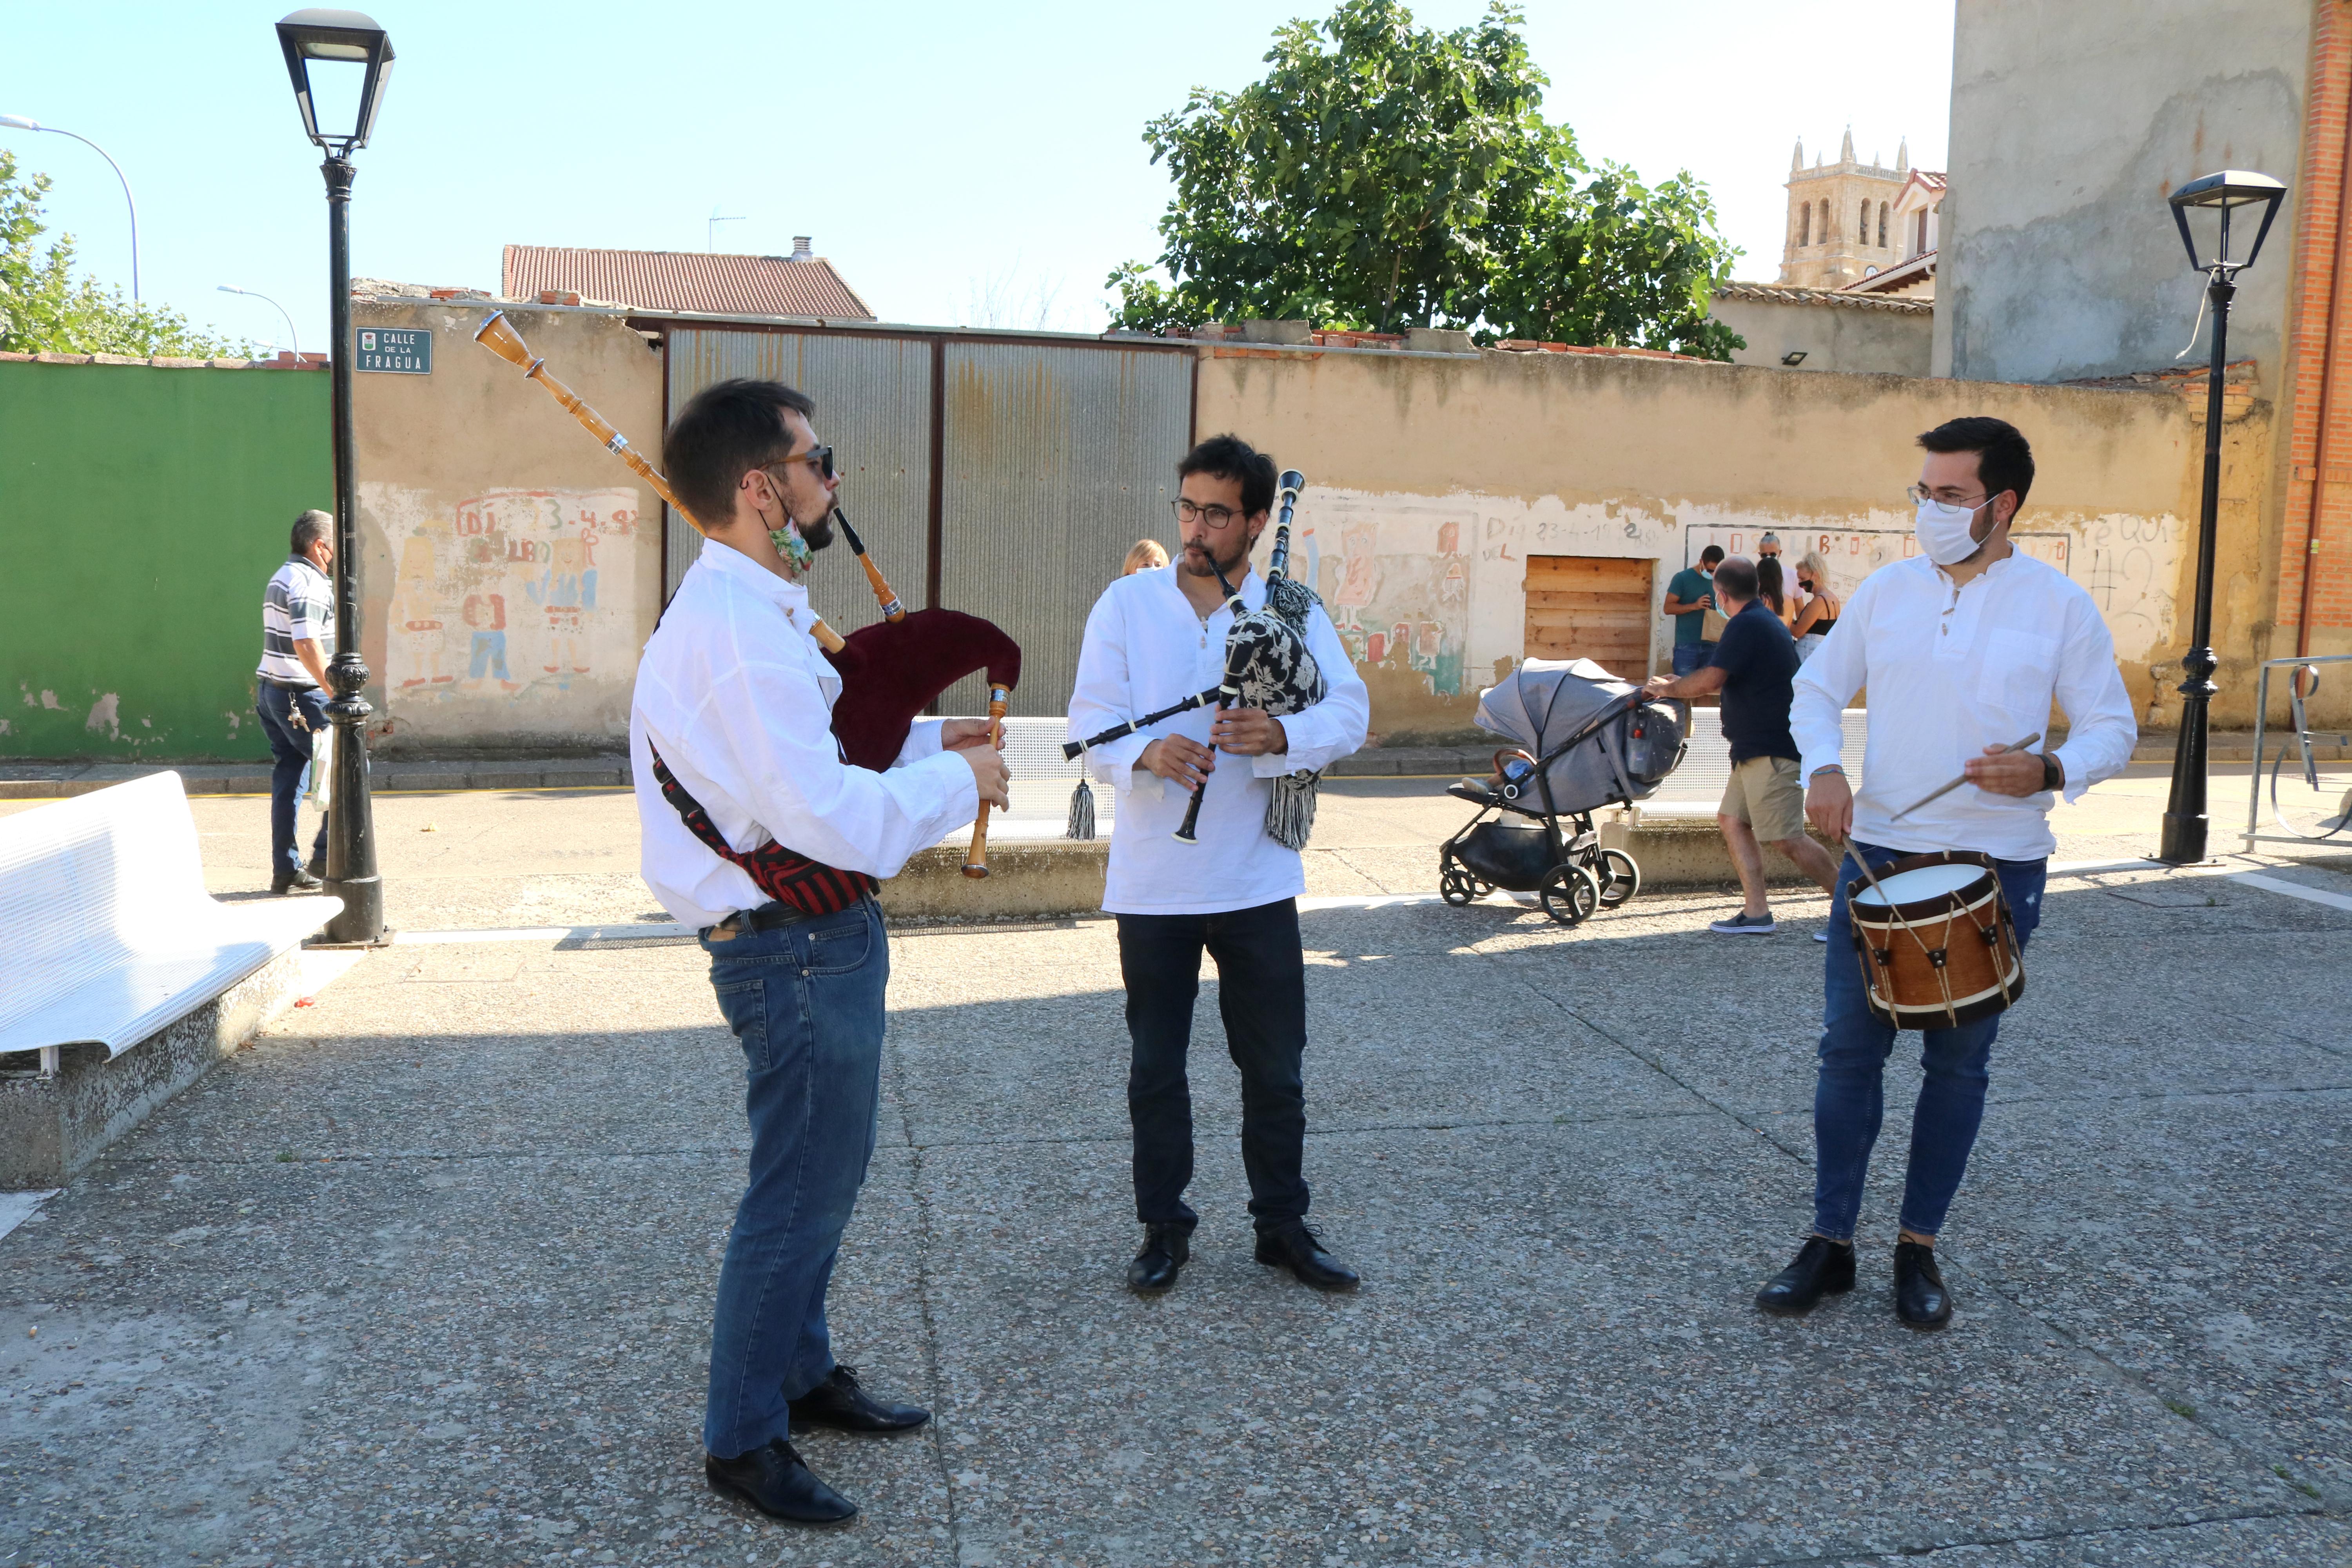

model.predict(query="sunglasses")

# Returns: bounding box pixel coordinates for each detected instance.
[761,444,836,483]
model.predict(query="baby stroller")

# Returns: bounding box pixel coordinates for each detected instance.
[1439,659,1689,926]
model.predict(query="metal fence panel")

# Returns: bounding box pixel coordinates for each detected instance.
[663,328,933,639]
[936,341,1191,717]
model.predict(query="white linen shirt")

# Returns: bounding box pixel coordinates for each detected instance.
[1068,564,1370,916]
[630,538,978,929]
[1790,551,2136,861]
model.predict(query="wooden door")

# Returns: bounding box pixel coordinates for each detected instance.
[1523,555,1655,678]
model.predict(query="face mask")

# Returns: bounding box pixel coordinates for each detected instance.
[757,473,817,573]
[1914,495,1992,566]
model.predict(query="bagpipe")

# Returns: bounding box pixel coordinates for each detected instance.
[1063,469,1328,850]
[474,312,1019,878]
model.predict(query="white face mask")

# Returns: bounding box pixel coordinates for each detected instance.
[1914,495,1992,566]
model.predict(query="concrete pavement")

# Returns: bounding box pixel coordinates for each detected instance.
[2,777,2348,1566]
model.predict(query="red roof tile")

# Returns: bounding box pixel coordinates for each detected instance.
[501,245,877,320]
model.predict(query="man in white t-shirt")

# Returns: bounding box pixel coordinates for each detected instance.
[255,510,336,893]
[1068,435,1370,1298]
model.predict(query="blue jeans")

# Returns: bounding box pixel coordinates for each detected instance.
[1671,640,1717,678]
[700,898,888,1459]
[1117,898,1310,1232]
[255,682,330,879]
[1814,842,2045,1241]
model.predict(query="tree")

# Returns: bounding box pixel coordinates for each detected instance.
[0,150,248,359]
[1107,0,1743,359]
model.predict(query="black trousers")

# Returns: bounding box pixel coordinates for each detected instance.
[1116,897,1309,1233]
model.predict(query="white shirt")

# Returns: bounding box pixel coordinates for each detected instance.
[258,557,334,687]
[630,538,978,929]
[1791,551,2137,860]
[1068,564,1369,915]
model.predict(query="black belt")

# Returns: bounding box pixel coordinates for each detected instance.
[704,900,815,940]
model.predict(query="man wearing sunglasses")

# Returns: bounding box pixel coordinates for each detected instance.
[1754,416,2134,1330]
[1067,434,1370,1299]
[631,379,1009,1527]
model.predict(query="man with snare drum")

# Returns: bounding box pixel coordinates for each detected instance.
[1754,417,2136,1329]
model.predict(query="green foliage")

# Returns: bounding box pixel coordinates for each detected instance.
[1108,0,1744,359]
[0,150,249,359]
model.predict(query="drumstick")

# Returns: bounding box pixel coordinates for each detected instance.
[1889,734,2042,822]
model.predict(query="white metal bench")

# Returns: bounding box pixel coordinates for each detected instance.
[0,773,341,1077]
[950,717,1121,842]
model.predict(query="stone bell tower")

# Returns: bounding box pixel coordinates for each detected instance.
[1778,129,1911,289]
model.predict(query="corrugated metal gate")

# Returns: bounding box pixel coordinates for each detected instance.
[662,324,1193,718]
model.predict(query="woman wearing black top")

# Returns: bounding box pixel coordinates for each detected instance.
[1791,550,1841,662]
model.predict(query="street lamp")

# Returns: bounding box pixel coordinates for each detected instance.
[275,7,394,944]
[218,285,301,358]
[0,114,140,299]
[2158,169,2288,866]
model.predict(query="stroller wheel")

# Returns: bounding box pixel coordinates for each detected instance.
[1538,863,1602,927]
[1440,861,1478,906]
[1593,848,1641,909]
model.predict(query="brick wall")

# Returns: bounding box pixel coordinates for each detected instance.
[2280,0,2352,653]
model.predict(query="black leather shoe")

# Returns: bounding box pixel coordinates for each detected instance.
[704,1438,856,1524]
[789,1363,928,1434]
[1754,1235,1857,1316]
[1893,1241,1953,1329]
[1254,1221,1359,1291]
[272,867,324,894]
[304,850,327,879]
[1126,1221,1191,1294]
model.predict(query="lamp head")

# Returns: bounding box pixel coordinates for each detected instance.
[2168,169,2287,274]
[275,9,394,155]
[0,114,41,132]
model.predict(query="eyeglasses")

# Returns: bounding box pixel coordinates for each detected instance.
[762,445,836,483]
[1906,483,1989,508]
[1171,497,1247,528]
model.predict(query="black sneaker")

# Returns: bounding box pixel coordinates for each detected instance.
[272,867,324,895]
[1709,910,1777,935]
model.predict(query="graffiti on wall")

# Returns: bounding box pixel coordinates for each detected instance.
[374,486,644,702]
[1279,492,1477,695]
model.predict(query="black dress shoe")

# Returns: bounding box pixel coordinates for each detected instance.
[704,1438,856,1524]
[1254,1221,1359,1291]
[1126,1221,1191,1294]
[272,867,324,895]
[1893,1241,1953,1329]
[789,1363,929,1434]
[1754,1235,1857,1317]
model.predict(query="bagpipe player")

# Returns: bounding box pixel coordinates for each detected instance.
[630,379,1009,1526]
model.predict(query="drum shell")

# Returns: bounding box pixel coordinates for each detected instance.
[1845,851,2025,1029]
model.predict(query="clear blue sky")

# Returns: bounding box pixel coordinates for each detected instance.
[2,1,1954,354]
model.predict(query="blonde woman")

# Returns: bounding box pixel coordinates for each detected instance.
[1791,552,1842,662]
[1122,538,1170,576]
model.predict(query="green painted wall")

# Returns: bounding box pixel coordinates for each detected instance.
[0,358,332,760]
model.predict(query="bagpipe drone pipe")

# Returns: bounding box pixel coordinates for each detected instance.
[473,312,1020,877]
[1063,469,1328,850]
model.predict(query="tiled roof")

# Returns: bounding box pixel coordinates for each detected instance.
[1711,282,1933,316]
[1842,250,1936,294]
[1910,170,1949,191]
[500,246,877,320]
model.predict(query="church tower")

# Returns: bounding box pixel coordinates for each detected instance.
[1778,129,1910,289]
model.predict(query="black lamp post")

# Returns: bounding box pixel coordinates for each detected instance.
[276,8,394,942]
[2158,169,2287,866]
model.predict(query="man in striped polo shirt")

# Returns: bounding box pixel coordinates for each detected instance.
[257,510,336,893]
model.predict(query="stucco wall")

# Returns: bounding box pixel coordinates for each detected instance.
[1940,0,2311,387]
[352,299,666,755]
[1196,345,2217,743]
[1711,295,1934,376]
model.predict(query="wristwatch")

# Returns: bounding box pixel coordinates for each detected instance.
[2041,753,2064,792]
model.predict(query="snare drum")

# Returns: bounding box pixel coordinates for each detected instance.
[1846,851,2024,1029]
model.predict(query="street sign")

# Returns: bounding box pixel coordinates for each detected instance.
[356,327,432,374]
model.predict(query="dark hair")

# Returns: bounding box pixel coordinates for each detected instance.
[1918,416,2035,509]
[1713,555,1759,602]
[1177,433,1276,518]
[290,509,332,555]
[1698,544,1725,566]
[1756,555,1786,614]
[664,378,819,528]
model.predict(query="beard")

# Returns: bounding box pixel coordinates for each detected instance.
[1180,537,1252,580]
[797,511,836,553]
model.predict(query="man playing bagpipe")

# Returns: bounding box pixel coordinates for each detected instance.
[1067,435,1371,1296]
[630,379,1010,1525]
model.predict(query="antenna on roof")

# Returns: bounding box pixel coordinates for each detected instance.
[708,207,746,252]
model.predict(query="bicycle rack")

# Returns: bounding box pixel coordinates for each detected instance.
[2241,652,2352,849]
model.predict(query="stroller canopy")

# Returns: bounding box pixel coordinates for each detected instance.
[1475,658,1637,755]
